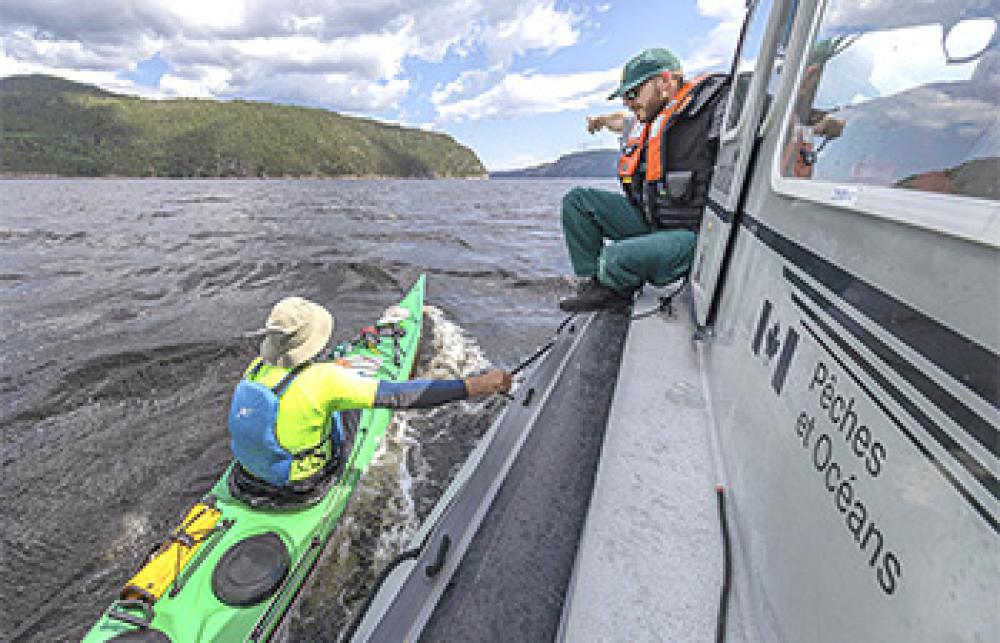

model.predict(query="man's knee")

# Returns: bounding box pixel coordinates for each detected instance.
[601,232,694,285]
[601,241,637,274]
[561,187,591,223]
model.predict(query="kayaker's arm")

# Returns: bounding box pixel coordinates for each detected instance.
[373,370,511,409]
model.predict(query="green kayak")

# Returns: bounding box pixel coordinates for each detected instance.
[84,275,426,642]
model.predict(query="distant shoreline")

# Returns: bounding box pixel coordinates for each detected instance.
[489,148,618,179]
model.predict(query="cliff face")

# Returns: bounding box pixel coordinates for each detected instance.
[490,149,618,178]
[0,74,485,178]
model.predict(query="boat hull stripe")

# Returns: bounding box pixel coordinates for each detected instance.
[795,302,998,532]
[784,267,999,463]
[739,212,999,412]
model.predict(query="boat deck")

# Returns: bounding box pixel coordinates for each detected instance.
[559,287,746,641]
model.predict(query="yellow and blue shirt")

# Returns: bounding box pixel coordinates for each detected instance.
[242,360,467,481]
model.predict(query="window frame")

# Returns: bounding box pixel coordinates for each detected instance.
[768,0,1000,248]
[720,0,770,145]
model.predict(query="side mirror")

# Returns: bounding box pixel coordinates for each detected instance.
[943,17,997,64]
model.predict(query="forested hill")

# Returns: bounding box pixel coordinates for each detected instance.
[0,75,485,178]
[490,149,618,178]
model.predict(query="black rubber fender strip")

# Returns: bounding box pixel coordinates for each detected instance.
[341,539,426,642]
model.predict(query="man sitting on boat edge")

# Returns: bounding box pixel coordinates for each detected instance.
[558,47,728,312]
[229,296,511,491]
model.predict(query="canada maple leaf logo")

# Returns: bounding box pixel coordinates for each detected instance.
[752,300,799,395]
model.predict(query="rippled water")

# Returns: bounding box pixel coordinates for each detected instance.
[0,177,616,641]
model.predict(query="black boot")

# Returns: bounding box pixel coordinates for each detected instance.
[559,278,630,312]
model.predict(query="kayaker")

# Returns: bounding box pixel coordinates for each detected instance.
[229,296,512,488]
[558,48,728,312]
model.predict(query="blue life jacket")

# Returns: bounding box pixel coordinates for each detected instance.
[227,359,313,487]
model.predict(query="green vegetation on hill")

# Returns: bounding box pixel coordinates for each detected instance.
[0,75,485,178]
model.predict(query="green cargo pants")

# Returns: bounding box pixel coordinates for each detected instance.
[561,187,696,294]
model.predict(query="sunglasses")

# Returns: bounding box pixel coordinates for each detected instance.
[623,72,670,101]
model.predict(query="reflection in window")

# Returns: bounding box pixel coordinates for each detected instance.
[726,0,774,132]
[781,0,999,201]
[764,0,799,119]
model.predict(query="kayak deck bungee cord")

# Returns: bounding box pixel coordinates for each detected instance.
[84,275,426,643]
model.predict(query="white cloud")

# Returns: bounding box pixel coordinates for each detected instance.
[435,67,619,122]
[697,0,745,22]
[480,1,581,64]
[245,73,411,111]
[0,0,582,113]
[189,31,415,80]
[428,1,584,121]
[431,64,506,105]
[3,31,145,71]
[159,65,232,99]
[165,0,246,30]
[0,44,168,97]
[432,0,742,123]
[684,0,744,72]
[814,24,978,108]
[683,20,742,73]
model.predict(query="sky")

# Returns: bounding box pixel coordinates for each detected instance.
[0,1,747,170]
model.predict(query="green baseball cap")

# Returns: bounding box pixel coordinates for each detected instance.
[608,48,682,99]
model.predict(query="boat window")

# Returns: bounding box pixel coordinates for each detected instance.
[725,0,775,132]
[780,0,1000,201]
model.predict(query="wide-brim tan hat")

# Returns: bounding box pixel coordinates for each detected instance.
[259,297,334,368]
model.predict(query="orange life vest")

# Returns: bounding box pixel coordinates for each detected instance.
[617,119,649,184]
[617,73,728,230]
[617,74,710,186]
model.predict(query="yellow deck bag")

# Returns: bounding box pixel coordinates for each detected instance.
[121,502,222,603]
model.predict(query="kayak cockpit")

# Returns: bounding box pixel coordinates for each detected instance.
[226,409,360,509]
